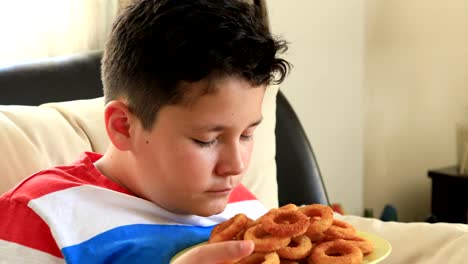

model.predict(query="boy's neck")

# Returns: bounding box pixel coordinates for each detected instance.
[94,147,133,193]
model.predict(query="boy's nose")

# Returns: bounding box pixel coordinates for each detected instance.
[215,144,245,177]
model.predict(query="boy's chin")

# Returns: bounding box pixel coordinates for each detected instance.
[194,200,228,217]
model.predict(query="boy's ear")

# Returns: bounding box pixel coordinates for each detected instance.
[103,100,134,151]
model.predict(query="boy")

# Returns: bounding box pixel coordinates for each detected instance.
[0,0,290,263]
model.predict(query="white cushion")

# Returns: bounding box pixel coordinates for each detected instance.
[41,98,109,154]
[337,214,468,264]
[0,103,93,193]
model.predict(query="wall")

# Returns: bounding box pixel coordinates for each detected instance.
[365,0,468,221]
[268,0,365,216]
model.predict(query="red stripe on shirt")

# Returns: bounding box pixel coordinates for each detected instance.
[0,196,63,258]
[228,184,257,203]
[0,152,130,258]
[5,152,131,202]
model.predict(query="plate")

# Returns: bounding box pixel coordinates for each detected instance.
[171,231,391,263]
[357,231,392,263]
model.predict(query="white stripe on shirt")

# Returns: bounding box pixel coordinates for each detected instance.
[28,185,265,248]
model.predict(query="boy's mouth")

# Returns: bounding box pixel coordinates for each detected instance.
[207,187,233,196]
[206,187,233,194]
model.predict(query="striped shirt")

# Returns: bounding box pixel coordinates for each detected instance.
[0,152,266,264]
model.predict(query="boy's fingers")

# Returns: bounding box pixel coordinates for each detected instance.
[172,240,254,264]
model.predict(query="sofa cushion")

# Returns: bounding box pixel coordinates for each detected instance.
[42,98,109,154]
[0,104,93,193]
[337,214,468,264]
[0,86,279,208]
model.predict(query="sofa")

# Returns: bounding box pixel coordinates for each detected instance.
[1,52,468,263]
[0,51,328,208]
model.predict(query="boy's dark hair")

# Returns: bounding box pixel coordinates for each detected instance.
[102,0,290,130]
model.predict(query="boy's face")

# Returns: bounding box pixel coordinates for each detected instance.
[130,77,265,216]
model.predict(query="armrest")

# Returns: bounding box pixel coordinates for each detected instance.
[0,51,103,105]
[337,214,468,264]
[275,91,329,206]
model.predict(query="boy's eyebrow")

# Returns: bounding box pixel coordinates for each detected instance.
[196,117,263,132]
[247,117,263,129]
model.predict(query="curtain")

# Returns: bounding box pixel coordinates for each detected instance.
[0,0,119,66]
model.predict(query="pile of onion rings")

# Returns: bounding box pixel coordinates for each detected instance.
[208,203,373,264]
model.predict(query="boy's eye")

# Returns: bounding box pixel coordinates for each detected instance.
[193,138,217,147]
[240,134,253,141]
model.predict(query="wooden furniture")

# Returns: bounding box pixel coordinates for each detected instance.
[428,166,468,224]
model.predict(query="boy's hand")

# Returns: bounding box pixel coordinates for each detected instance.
[172,240,254,264]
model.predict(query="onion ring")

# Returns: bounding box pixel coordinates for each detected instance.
[276,235,313,260]
[263,252,281,264]
[298,204,333,240]
[279,204,299,211]
[308,239,363,264]
[344,235,374,255]
[208,203,370,263]
[235,217,255,240]
[243,224,291,252]
[279,260,300,264]
[209,213,249,243]
[323,219,357,240]
[237,252,280,264]
[306,232,326,243]
[260,209,309,237]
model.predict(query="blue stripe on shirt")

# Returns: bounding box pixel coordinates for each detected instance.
[61,224,214,264]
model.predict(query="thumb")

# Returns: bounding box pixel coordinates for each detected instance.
[172,240,254,264]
